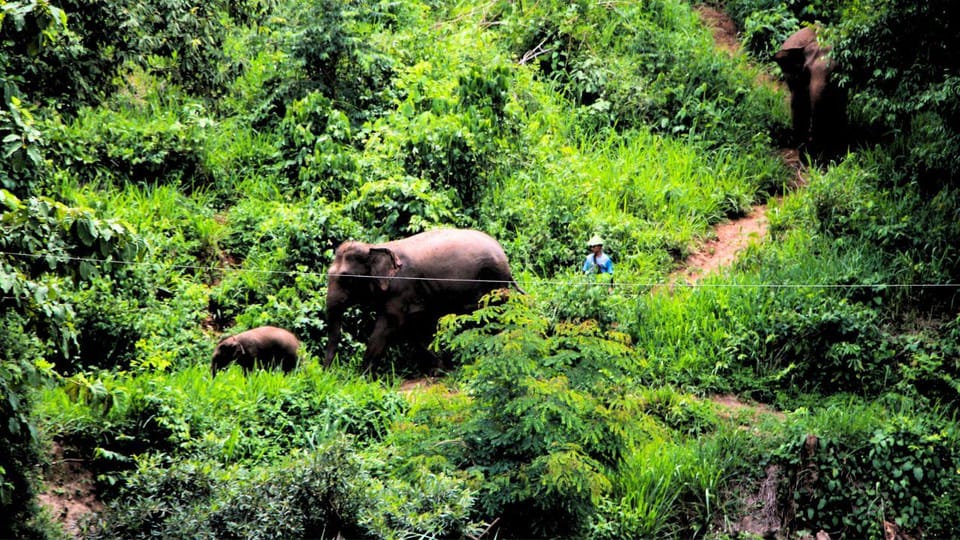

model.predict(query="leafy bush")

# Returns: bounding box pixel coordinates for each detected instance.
[832,0,960,184]
[0,190,142,538]
[45,104,213,189]
[495,0,782,149]
[210,198,360,330]
[724,293,894,397]
[344,177,459,238]
[800,154,960,310]
[739,4,799,60]
[237,0,396,129]
[276,92,359,197]
[359,462,482,539]
[590,430,755,539]
[121,0,232,97]
[769,400,960,538]
[84,438,373,539]
[0,318,54,540]
[435,293,644,537]
[54,278,141,374]
[892,315,960,412]
[0,96,46,197]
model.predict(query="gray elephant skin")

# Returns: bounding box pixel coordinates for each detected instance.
[324,228,525,371]
[211,326,300,375]
[773,26,847,155]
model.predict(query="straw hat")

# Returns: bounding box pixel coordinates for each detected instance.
[587,235,604,247]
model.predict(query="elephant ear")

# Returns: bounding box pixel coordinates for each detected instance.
[773,47,806,75]
[220,339,239,358]
[369,247,402,291]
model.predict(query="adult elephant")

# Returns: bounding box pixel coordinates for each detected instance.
[211,326,300,375]
[773,26,847,156]
[324,228,525,372]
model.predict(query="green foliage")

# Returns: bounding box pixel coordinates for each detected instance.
[0,190,142,538]
[0,0,78,108]
[435,293,643,536]
[344,177,459,237]
[739,4,800,60]
[236,0,396,129]
[768,400,960,538]
[590,431,752,539]
[494,0,782,149]
[833,0,960,186]
[121,0,232,97]
[1,190,144,359]
[11,0,960,537]
[40,366,407,475]
[211,198,360,331]
[276,91,359,197]
[892,316,960,411]
[3,0,235,109]
[45,103,213,189]
[0,318,55,540]
[0,96,46,197]
[797,154,960,310]
[84,438,372,539]
[359,462,482,540]
[724,292,894,397]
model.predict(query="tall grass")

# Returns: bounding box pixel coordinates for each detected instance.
[36,363,406,464]
[602,427,752,538]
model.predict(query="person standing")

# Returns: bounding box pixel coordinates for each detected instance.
[582,235,613,283]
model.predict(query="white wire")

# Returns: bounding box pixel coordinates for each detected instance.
[2,249,959,290]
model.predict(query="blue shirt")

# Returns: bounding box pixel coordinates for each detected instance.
[583,252,613,275]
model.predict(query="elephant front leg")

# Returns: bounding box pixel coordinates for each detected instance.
[362,316,397,373]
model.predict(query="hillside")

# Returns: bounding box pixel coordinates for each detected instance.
[3,1,959,539]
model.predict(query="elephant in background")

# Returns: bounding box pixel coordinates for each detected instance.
[324,228,525,372]
[211,326,300,375]
[773,26,847,156]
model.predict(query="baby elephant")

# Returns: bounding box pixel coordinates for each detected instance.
[211,326,300,376]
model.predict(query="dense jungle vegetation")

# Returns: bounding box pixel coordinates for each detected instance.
[2,0,959,538]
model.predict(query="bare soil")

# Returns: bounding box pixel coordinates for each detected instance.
[37,442,102,538]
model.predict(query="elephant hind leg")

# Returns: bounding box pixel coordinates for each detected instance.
[362,316,398,373]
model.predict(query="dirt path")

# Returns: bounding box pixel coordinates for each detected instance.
[38,442,102,538]
[672,204,770,284]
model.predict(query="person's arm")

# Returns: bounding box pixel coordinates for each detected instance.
[583,255,593,273]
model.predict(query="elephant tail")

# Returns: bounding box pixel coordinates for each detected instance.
[510,278,527,295]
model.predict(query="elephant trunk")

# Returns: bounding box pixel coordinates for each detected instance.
[324,282,350,368]
[324,312,343,368]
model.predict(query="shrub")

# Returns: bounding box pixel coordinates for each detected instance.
[119,0,232,98]
[435,293,643,537]
[84,438,373,539]
[210,198,360,332]
[724,294,894,398]
[344,177,459,238]
[276,92,359,198]
[0,190,141,538]
[769,400,960,538]
[0,318,54,540]
[0,96,46,197]
[45,104,213,189]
